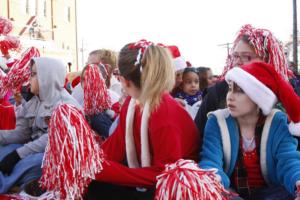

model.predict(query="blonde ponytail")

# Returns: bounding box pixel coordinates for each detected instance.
[139,45,175,111]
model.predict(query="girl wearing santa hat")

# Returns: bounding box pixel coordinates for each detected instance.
[199,62,300,199]
[194,24,291,137]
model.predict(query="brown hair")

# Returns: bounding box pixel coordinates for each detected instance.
[89,49,117,70]
[89,49,118,87]
[118,44,175,111]
[240,35,269,62]
[197,67,210,91]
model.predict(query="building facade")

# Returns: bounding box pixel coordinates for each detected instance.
[1,0,78,71]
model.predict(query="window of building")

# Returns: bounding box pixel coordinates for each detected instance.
[38,0,47,17]
[43,0,47,17]
[64,6,71,22]
[68,7,71,22]
[20,0,26,14]
[26,0,36,15]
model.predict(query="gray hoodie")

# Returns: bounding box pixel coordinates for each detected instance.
[0,57,81,158]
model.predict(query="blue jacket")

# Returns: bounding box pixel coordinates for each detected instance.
[199,108,300,194]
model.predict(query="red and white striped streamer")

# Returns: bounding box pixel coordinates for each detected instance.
[155,159,233,200]
[40,104,104,200]
[83,63,111,116]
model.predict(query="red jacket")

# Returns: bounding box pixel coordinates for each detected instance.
[96,93,200,188]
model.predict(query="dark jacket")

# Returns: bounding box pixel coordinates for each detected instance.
[194,80,228,135]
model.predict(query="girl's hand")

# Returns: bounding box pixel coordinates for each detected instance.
[14,92,22,106]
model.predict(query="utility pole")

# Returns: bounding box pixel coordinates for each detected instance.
[218,43,232,56]
[80,38,86,68]
[293,0,298,73]
[74,0,79,71]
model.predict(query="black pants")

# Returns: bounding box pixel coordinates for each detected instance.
[84,181,155,200]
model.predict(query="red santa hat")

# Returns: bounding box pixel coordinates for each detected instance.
[225,62,300,136]
[167,45,187,72]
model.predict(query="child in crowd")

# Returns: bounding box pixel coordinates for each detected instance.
[199,62,300,199]
[198,67,215,91]
[0,57,80,194]
[86,49,123,96]
[175,67,202,119]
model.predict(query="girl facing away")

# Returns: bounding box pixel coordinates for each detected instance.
[199,62,300,200]
[81,40,200,199]
[40,41,199,200]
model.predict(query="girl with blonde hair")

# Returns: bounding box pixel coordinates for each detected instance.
[83,40,199,199]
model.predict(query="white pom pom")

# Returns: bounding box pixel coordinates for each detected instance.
[289,122,300,136]
[155,159,233,200]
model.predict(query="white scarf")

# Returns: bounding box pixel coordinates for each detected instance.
[125,98,151,168]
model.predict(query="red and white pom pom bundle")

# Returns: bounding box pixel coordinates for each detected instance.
[155,159,231,200]
[6,47,40,89]
[40,104,104,200]
[0,35,21,55]
[83,64,111,116]
[0,16,20,56]
[0,16,12,35]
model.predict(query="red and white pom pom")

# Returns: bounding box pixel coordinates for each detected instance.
[0,16,13,35]
[0,35,21,55]
[40,104,104,200]
[6,47,40,90]
[155,159,232,200]
[83,64,111,116]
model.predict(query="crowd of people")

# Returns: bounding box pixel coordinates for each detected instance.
[1,17,300,200]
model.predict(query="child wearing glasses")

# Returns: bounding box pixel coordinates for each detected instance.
[194,24,291,136]
[175,67,202,119]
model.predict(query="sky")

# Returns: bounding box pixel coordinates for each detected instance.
[77,0,297,74]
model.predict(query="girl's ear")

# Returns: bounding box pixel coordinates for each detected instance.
[119,76,130,88]
[124,79,132,88]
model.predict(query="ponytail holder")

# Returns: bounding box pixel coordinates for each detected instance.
[128,39,153,72]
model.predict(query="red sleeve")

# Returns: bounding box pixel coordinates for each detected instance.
[101,123,125,162]
[100,97,130,162]
[96,125,183,188]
